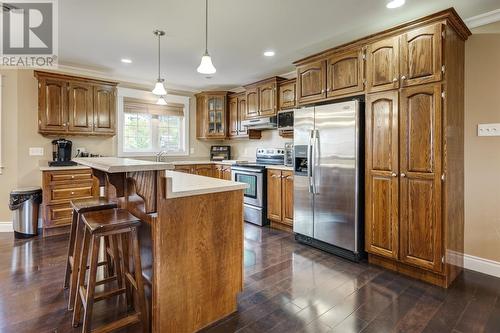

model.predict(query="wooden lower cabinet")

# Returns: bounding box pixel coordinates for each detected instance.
[365,82,462,288]
[174,164,214,177]
[267,169,293,230]
[41,169,98,237]
[214,164,232,180]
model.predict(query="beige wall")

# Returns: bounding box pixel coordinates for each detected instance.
[464,30,500,262]
[0,69,210,221]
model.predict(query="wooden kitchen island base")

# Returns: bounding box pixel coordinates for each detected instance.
[151,187,244,332]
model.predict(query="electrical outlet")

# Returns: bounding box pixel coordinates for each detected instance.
[29,147,44,156]
[478,123,500,137]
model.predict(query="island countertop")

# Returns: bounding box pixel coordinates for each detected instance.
[163,170,248,198]
[73,157,175,173]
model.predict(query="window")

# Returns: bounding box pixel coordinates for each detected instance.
[117,90,190,156]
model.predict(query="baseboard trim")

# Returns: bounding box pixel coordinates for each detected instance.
[464,254,500,278]
[0,222,12,233]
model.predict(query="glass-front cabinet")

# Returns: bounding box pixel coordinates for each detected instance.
[196,91,227,139]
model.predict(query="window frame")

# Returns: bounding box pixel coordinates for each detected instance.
[117,87,190,157]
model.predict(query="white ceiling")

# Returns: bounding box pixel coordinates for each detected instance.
[59,0,500,92]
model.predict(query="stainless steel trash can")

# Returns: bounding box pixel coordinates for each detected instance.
[9,187,42,238]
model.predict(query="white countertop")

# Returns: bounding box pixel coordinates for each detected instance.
[73,157,175,173]
[168,160,246,166]
[265,165,294,171]
[163,170,249,198]
[39,165,91,171]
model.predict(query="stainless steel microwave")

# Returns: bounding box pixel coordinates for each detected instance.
[277,110,294,130]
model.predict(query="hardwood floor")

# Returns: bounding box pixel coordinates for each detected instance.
[0,223,499,333]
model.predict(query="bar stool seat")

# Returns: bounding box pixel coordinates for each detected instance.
[72,208,148,333]
[64,197,118,311]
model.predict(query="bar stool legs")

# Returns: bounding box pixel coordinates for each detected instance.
[72,209,148,333]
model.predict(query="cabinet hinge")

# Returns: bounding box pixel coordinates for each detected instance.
[441,173,445,181]
[442,256,445,264]
[441,91,446,99]
[442,65,445,74]
[442,31,446,39]
[38,83,41,88]
[362,53,366,60]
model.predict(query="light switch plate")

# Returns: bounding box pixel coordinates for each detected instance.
[478,123,500,137]
[29,147,44,156]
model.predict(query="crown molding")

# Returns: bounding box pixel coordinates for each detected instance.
[465,9,500,29]
[53,64,198,93]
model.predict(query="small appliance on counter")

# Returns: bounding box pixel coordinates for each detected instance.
[210,145,231,161]
[284,142,294,167]
[278,110,294,131]
[49,139,77,167]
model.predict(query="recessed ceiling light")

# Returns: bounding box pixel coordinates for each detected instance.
[386,0,405,8]
[263,51,275,57]
[121,58,132,64]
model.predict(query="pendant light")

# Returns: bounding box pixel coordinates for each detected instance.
[152,29,167,96]
[197,0,216,74]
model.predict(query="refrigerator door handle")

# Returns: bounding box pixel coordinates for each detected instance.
[307,130,313,193]
[313,129,320,194]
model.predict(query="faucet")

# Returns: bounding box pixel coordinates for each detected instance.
[156,151,167,162]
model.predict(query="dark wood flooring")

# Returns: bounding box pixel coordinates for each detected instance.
[0,223,499,333]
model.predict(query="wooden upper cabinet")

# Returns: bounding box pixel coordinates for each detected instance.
[258,82,276,116]
[228,95,239,137]
[237,96,248,136]
[35,71,117,136]
[326,48,364,98]
[366,37,400,93]
[278,79,296,110]
[245,87,259,119]
[38,77,68,133]
[365,91,399,260]
[68,82,93,133]
[281,171,294,226]
[401,23,443,87]
[267,169,282,222]
[196,92,227,140]
[297,60,326,104]
[399,83,442,272]
[93,84,116,134]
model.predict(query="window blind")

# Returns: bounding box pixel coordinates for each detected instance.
[123,97,184,117]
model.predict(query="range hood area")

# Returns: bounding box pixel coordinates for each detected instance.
[241,116,277,130]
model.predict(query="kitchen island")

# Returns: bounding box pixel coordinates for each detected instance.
[73,157,248,332]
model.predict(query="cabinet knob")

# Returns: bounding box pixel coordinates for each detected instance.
[401,75,407,80]
[321,89,325,94]
[393,77,398,82]
[391,172,397,177]
[71,175,75,179]
[400,173,406,178]
[71,191,75,195]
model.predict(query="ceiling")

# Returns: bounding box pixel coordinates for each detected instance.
[59,0,500,92]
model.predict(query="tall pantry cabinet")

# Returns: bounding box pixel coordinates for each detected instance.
[293,9,470,287]
[364,15,468,287]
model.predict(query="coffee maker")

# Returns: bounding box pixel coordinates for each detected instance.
[49,139,77,166]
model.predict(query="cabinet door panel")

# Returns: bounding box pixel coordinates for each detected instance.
[366,37,400,93]
[68,82,93,133]
[297,60,326,104]
[259,83,276,116]
[279,81,296,110]
[282,171,294,226]
[228,96,238,137]
[195,164,213,177]
[326,49,364,98]
[400,83,442,272]
[93,84,116,134]
[267,169,282,221]
[401,23,443,87]
[237,96,248,135]
[39,78,68,133]
[365,91,399,259]
[245,88,259,119]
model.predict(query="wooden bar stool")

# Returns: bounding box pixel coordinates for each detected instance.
[64,197,118,311]
[72,208,148,333]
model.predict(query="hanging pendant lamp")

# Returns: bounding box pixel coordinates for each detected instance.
[197,0,216,74]
[152,29,167,96]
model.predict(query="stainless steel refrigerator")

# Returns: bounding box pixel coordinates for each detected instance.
[293,100,364,261]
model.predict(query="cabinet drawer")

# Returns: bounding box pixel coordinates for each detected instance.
[45,203,73,227]
[50,184,93,202]
[49,170,92,183]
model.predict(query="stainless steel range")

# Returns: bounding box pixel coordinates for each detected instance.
[231,148,285,226]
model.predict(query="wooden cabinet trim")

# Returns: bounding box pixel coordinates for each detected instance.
[326,48,365,98]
